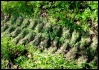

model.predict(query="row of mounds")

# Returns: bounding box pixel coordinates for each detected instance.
[1,14,98,69]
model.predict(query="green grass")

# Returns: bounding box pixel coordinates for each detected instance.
[1,1,98,69]
[1,36,97,69]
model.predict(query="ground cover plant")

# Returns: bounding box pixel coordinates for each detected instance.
[1,1,98,69]
[1,36,97,69]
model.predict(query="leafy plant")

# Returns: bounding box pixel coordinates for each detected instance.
[1,1,98,69]
[2,24,9,31]
[16,16,23,26]
[1,58,9,69]
[1,36,98,69]
[28,31,36,41]
[22,19,30,29]
[37,23,44,32]
[21,29,29,38]
[1,37,11,59]
[8,25,15,33]
[10,15,18,24]
[70,30,79,46]
[89,60,97,69]
[1,36,25,59]
[14,28,21,36]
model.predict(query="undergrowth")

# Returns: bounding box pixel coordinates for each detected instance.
[1,1,98,32]
[1,1,98,69]
[1,36,97,69]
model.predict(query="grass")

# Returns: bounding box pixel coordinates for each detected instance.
[1,13,98,69]
[1,1,98,69]
[1,36,97,69]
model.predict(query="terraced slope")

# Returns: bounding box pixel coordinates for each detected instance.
[1,14,98,67]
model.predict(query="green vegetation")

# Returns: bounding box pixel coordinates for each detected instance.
[28,31,36,41]
[1,36,97,69]
[1,1,98,69]
[14,28,21,36]
[21,29,29,38]
[8,25,16,33]
[2,24,9,31]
